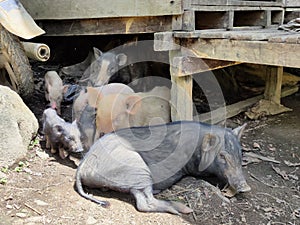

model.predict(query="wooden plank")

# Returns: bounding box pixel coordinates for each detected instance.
[174,29,227,38]
[154,32,180,51]
[39,17,173,36]
[181,38,300,68]
[223,29,290,40]
[169,51,194,121]
[172,57,240,76]
[269,33,300,43]
[191,0,283,7]
[264,66,283,104]
[182,10,195,31]
[21,0,182,20]
[196,86,299,124]
[175,28,289,40]
[190,5,283,11]
[284,0,300,7]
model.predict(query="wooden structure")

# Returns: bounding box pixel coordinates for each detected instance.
[22,0,300,122]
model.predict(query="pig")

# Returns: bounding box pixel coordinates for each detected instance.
[73,83,134,121]
[44,71,64,115]
[75,121,250,214]
[72,83,134,151]
[79,47,127,87]
[42,108,84,159]
[94,86,170,139]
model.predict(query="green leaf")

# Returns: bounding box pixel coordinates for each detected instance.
[1,166,8,173]
[0,177,7,185]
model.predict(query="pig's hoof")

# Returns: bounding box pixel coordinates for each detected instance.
[99,201,110,208]
[237,183,251,193]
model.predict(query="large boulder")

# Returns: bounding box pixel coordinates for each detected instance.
[0,86,38,168]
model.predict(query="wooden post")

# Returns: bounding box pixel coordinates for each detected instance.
[264,66,283,104]
[169,50,193,121]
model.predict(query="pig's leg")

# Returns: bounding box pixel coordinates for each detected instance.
[50,143,57,154]
[59,146,69,159]
[45,135,50,149]
[131,186,189,215]
[143,186,192,214]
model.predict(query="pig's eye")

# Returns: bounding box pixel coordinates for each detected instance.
[219,153,227,164]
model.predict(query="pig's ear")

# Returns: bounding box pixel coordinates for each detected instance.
[62,85,69,94]
[116,53,127,66]
[87,87,101,108]
[232,123,247,140]
[125,95,141,115]
[198,133,221,171]
[53,125,64,136]
[93,47,102,59]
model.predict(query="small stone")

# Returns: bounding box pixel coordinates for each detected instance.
[34,199,48,206]
[36,150,49,160]
[86,216,98,225]
[6,204,13,209]
[16,212,27,218]
[253,142,261,149]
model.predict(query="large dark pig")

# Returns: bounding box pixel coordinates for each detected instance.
[42,108,83,159]
[75,121,250,214]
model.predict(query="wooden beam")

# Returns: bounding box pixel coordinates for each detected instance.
[39,17,173,36]
[154,32,180,51]
[190,0,282,7]
[264,66,283,104]
[169,51,194,121]
[196,86,299,124]
[181,38,300,68]
[22,0,182,20]
[172,57,240,76]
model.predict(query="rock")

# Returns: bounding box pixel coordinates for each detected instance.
[16,212,27,218]
[86,216,98,225]
[0,86,38,168]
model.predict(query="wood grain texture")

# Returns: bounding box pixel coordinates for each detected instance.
[21,0,182,20]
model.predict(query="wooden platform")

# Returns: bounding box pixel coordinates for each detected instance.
[22,0,300,122]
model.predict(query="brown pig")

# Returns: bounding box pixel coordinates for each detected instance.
[73,83,134,121]
[73,83,134,151]
[94,86,171,139]
[44,71,64,115]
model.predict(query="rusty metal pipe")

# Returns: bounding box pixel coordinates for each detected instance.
[21,42,50,62]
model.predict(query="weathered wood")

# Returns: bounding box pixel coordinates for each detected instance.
[191,0,282,7]
[172,57,240,76]
[228,11,234,30]
[190,5,283,11]
[196,86,299,124]
[182,10,195,31]
[269,34,300,43]
[154,32,180,51]
[284,0,300,7]
[169,51,194,121]
[172,15,183,31]
[264,66,283,104]
[181,38,300,68]
[174,28,289,40]
[22,0,182,20]
[39,17,173,36]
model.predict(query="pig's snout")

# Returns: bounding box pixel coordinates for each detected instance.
[236,182,251,193]
[74,147,84,153]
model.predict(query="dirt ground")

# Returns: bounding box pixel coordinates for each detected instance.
[0,64,300,224]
